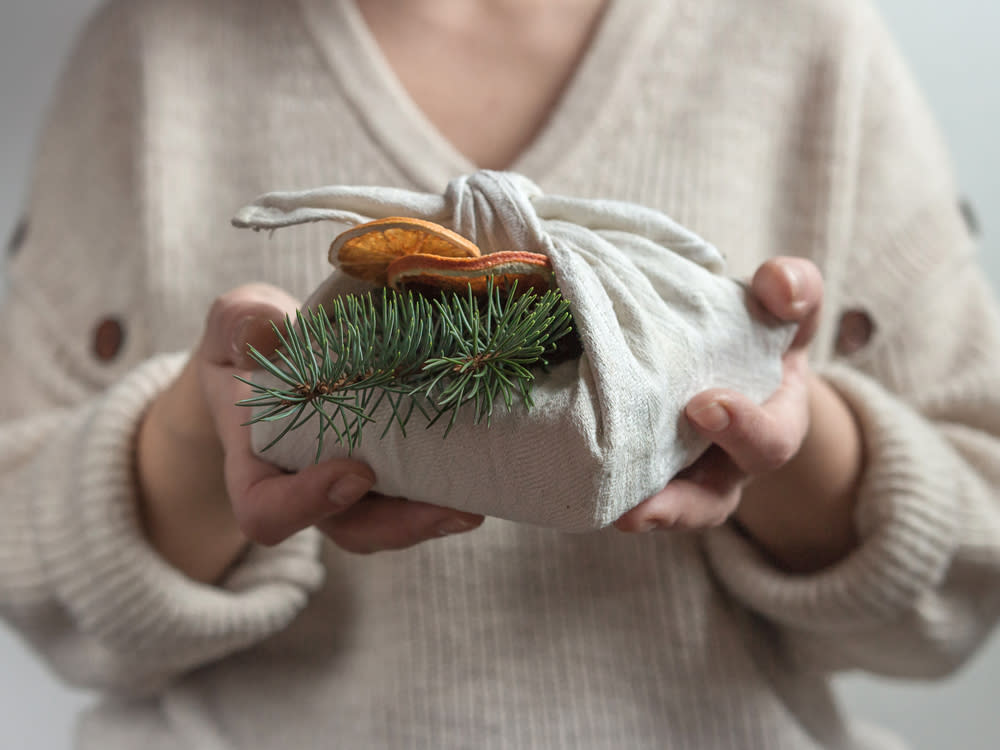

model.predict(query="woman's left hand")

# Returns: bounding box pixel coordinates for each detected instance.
[615,257,862,571]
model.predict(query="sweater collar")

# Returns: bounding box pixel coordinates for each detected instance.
[296,0,669,191]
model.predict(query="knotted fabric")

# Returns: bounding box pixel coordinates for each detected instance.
[233,171,793,530]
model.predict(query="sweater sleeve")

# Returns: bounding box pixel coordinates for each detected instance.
[0,1,324,695]
[703,2,1000,678]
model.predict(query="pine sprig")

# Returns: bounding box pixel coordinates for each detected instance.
[237,282,577,458]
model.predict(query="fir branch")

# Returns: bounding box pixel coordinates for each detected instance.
[237,281,577,456]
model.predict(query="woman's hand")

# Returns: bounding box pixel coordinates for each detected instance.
[615,258,865,573]
[136,284,482,584]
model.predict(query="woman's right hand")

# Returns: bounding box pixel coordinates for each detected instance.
[136,284,483,584]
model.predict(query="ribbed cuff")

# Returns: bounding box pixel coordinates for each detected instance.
[704,363,958,633]
[34,353,324,668]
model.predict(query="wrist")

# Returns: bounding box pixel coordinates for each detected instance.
[136,359,249,583]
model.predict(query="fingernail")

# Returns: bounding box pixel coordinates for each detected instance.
[782,265,812,316]
[690,402,730,432]
[638,520,660,533]
[782,264,802,302]
[328,474,373,508]
[232,316,257,359]
[437,517,478,536]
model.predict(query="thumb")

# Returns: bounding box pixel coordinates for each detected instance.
[750,257,823,351]
[200,283,302,369]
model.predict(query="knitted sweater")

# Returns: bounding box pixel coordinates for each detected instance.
[3,0,999,748]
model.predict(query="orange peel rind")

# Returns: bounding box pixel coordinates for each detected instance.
[386,251,555,298]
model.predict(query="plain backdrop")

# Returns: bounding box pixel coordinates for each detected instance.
[1,1,998,748]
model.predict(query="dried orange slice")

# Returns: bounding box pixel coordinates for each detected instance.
[386,251,555,298]
[330,217,481,285]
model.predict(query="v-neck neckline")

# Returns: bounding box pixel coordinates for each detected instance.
[296,0,669,191]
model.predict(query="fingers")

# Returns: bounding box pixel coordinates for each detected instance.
[222,416,483,551]
[685,379,809,477]
[678,257,816,478]
[195,282,485,553]
[750,257,823,349]
[199,283,303,369]
[230,454,484,549]
[318,497,484,554]
[222,420,484,551]
[225,455,376,546]
[619,356,812,533]
[194,283,366,547]
[617,258,823,536]
[614,447,744,532]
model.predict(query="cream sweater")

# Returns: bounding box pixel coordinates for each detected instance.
[3,0,1000,748]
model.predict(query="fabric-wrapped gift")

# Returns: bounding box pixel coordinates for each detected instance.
[233,170,793,531]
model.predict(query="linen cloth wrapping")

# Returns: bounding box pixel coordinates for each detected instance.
[233,171,794,531]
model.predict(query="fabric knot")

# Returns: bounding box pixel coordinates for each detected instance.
[442,171,548,255]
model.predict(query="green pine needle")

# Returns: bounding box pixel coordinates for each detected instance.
[237,281,578,457]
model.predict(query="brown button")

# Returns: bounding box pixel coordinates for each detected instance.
[93,317,125,361]
[835,309,875,356]
[6,216,28,257]
[959,197,981,238]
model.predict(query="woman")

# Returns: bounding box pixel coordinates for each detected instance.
[2,0,998,747]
